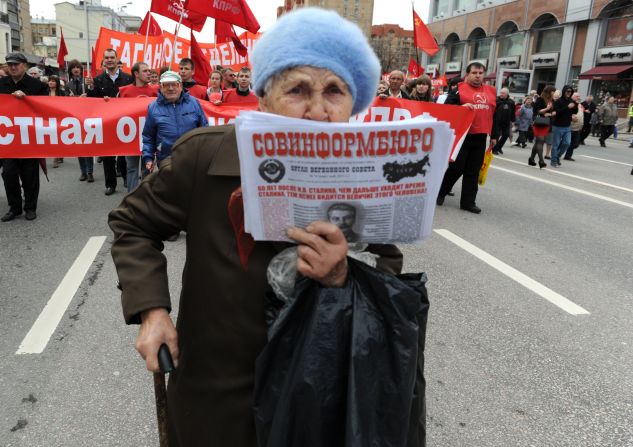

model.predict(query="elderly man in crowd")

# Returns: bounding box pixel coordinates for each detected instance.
[109,8,423,447]
[597,96,618,148]
[0,52,48,222]
[378,70,410,99]
[491,87,515,155]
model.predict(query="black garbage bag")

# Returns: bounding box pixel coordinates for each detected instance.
[254,257,429,447]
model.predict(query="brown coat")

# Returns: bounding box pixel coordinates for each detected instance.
[108,125,404,446]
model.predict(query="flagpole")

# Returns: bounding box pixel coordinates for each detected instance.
[170,13,185,70]
[84,0,91,78]
[143,14,151,64]
[412,1,421,72]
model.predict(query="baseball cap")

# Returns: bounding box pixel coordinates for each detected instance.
[6,52,27,64]
[159,71,182,83]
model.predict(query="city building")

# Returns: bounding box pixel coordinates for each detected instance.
[54,0,140,65]
[31,17,57,60]
[370,24,416,73]
[18,0,32,53]
[1,0,11,63]
[276,0,374,37]
[424,0,633,115]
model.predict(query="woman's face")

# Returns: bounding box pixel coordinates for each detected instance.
[48,79,57,89]
[259,66,353,122]
[210,73,222,88]
[415,83,429,94]
[377,83,388,94]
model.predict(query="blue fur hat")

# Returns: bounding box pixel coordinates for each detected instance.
[251,8,380,115]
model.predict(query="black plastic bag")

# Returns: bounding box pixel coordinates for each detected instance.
[254,258,429,447]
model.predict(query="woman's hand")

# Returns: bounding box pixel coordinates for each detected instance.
[287,221,348,288]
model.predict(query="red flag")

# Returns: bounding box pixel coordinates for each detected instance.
[190,31,212,86]
[407,58,423,77]
[215,20,248,57]
[90,46,98,78]
[138,12,163,36]
[150,0,207,32]
[57,28,68,68]
[413,9,439,56]
[185,0,260,33]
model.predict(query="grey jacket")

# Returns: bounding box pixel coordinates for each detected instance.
[598,103,618,126]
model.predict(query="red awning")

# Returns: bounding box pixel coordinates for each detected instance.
[445,72,461,80]
[484,71,496,80]
[578,64,633,80]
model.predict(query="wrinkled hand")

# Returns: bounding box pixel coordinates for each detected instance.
[85,76,94,87]
[287,221,348,288]
[378,93,388,100]
[136,308,179,372]
[12,90,26,99]
[213,100,222,106]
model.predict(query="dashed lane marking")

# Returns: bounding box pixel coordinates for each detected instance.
[434,229,590,316]
[16,236,107,355]
[578,155,632,166]
[494,157,633,194]
[490,165,633,209]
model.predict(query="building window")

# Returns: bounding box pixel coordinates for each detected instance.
[498,33,523,57]
[604,15,633,47]
[433,0,449,17]
[79,31,83,38]
[535,27,563,53]
[472,37,491,59]
[448,42,465,62]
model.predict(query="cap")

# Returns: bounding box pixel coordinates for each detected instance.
[160,71,182,83]
[6,52,27,64]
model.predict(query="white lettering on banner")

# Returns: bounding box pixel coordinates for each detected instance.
[84,118,103,144]
[152,44,163,68]
[163,39,173,65]
[220,45,231,66]
[0,116,14,144]
[120,42,131,66]
[133,43,144,66]
[110,38,121,55]
[393,108,412,121]
[60,118,83,144]
[174,41,184,63]
[137,116,146,153]
[117,117,137,143]
[370,107,391,122]
[213,0,233,12]
[15,117,33,144]
[35,117,59,144]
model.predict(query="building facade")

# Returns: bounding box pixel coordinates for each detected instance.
[370,24,415,73]
[1,0,11,63]
[276,0,374,37]
[55,0,140,65]
[31,18,57,59]
[424,0,633,115]
[18,0,31,53]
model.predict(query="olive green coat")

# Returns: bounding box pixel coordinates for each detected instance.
[108,125,403,446]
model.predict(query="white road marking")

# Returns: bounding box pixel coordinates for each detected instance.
[495,157,633,193]
[434,229,590,316]
[578,155,632,166]
[16,236,107,355]
[490,165,633,210]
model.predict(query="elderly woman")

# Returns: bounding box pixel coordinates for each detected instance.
[109,8,411,447]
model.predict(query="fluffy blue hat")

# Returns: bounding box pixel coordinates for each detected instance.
[251,8,380,115]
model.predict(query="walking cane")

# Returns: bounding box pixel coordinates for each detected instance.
[155,343,175,447]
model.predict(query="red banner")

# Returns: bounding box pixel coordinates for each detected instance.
[0,96,473,159]
[93,27,259,73]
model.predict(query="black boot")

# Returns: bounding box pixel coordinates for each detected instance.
[528,159,536,166]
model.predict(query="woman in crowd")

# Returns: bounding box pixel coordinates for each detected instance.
[543,89,560,159]
[376,79,388,96]
[409,75,433,102]
[529,85,556,168]
[47,75,66,168]
[207,70,224,105]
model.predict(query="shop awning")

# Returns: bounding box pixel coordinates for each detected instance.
[445,72,461,81]
[578,64,633,80]
[484,71,496,80]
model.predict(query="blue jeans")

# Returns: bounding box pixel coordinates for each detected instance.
[551,126,571,165]
[125,156,141,192]
[78,157,93,175]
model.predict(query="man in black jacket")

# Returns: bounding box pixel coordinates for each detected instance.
[0,52,48,222]
[579,95,596,145]
[491,88,515,154]
[550,85,578,167]
[87,48,133,195]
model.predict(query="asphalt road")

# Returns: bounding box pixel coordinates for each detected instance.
[1,134,632,446]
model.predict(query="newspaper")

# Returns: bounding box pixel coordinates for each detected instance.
[235,111,455,244]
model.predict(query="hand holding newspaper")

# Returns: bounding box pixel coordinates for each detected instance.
[235,111,456,244]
